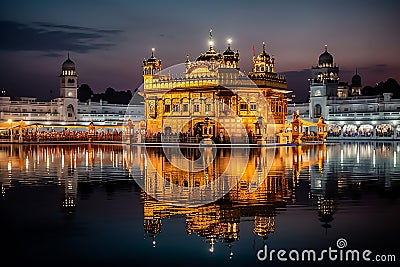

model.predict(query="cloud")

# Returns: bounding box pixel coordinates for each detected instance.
[0,20,122,54]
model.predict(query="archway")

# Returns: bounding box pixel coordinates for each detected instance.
[376,124,393,137]
[66,104,75,120]
[359,124,374,137]
[342,124,357,137]
[327,124,341,137]
[314,104,322,118]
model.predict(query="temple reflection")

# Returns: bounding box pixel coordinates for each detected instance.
[1,142,399,255]
[0,144,127,210]
[136,145,324,253]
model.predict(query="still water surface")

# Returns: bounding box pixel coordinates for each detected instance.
[0,143,399,266]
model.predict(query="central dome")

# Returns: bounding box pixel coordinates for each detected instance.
[318,46,333,66]
[196,49,222,62]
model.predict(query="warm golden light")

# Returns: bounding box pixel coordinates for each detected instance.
[208,41,214,47]
[7,119,12,123]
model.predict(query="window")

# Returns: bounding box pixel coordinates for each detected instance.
[194,104,200,112]
[173,104,179,112]
[250,103,257,111]
[183,103,188,112]
[164,105,170,113]
[206,103,211,112]
[261,67,264,72]
[240,103,247,111]
[314,104,322,117]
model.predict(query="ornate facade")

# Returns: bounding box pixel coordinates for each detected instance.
[142,32,289,142]
[289,46,400,140]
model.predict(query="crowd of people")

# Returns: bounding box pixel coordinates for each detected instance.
[1,129,123,142]
[328,129,395,137]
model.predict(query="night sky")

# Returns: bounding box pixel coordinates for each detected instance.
[0,0,399,102]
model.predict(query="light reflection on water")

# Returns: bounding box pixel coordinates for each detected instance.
[0,142,399,266]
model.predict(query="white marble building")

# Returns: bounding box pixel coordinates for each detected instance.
[0,56,144,128]
[288,46,400,139]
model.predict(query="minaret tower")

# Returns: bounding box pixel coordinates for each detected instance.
[59,53,78,121]
[309,45,339,119]
[222,38,239,68]
[60,53,78,98]
[143,48,162,84]
[251,42,275,75]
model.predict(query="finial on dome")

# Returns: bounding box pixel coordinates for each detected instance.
[356,67,358,75]
[151,48,155,57]
[227,38,232,49]
[324,44,328,52]
[208,28,214,50]
[67,51,70,59]
[262,42,266,53]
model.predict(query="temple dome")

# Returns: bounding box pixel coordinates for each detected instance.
[318,46,333,66]
[352,69,362,87]
[196,50,222,62]
[62,56,75,70]
[143,48,161,65]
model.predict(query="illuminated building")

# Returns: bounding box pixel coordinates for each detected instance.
[142,31,290,142]
[289,45,400,139]
[0,55,144,128]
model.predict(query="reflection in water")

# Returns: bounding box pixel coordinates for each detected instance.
[0,144,128,211]
[0,142,400,263]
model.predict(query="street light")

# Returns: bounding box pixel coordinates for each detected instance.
[7,119,13,142]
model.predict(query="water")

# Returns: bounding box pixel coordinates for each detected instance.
[0,142,399,266]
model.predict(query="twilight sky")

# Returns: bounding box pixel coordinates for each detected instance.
[0,0,399,102]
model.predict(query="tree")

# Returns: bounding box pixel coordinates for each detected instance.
[361,85,376,96]
[361,78,400,98]
[77,84,93,102]
[384,78,400,98]
[77,85,134,104]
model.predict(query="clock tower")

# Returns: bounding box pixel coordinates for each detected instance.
[59,54,78,122]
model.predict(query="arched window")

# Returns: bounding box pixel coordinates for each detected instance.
[66,104,75,119]
[314,104,322,118]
